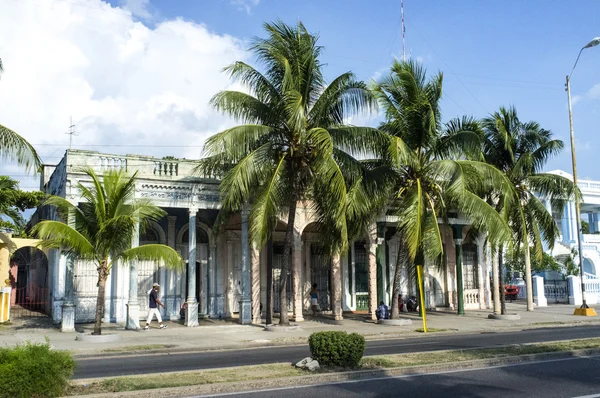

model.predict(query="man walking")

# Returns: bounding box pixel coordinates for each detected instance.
[145,282,167,330]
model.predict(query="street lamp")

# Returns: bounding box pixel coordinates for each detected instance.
[565,37,600,316]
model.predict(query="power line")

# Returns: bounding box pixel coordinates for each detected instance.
[408,21,489,114]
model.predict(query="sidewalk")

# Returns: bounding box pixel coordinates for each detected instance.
[0,303,598,356]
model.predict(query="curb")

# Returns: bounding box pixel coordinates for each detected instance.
[68,348,600,398]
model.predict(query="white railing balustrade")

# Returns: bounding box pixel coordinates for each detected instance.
[153,161,179,176]
[98,156,127,171]
[464,289,480,309]
[585,278,600,295]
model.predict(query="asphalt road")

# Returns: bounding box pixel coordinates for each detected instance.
[73,324,600,379]
[197,355,600,398]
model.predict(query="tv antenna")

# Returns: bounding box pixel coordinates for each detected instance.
[65,117,78,149]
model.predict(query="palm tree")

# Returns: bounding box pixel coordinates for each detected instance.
[371,60,513,320]
[0,57,41,172]
[198,21,378,325]
[33,168,183,334]
[481,106,577,313]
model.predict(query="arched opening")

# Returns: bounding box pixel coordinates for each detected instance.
[354,240,369,311]
[9,247,50,318]
[138,225,162,315]
[584,258,596,276]
[272,221,292,314]
[462,244,479,290]
[302,222,331,311]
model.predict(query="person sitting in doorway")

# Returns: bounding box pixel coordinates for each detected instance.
[180,302,187,320]
[376,301,389,320]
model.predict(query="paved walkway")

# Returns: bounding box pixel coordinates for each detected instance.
[0,303,598,356]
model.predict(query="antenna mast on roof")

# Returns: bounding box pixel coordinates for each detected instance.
[65,116,78,150]
[401,0,406,61]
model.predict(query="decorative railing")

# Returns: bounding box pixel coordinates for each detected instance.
[153,161,179,176]
[464,289,479,309]
[98,156,127,171]
[356,293,369,311]
[584,272,599,280]
[584,278,600,294]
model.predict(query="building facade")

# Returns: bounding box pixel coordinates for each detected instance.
[542,170,600,280]
[28,149,491,327]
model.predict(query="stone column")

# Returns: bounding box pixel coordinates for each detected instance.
[562,203,571,242]
[239,208,252,324]
[304,240,312,312]
[126,222,140,330]
[292,232,304,322]
[367,223,378,320]
[207,240,216,317]
[166,216,177,318]
[532,275,547,307]
[185,207,199,327]
[251,243,261,323]
[476,236,486,309]
[567,275,583,305]
[332,251,343,320]
[569,201,578,244]
[379,228,387,305]
[61,209,76,332]
[226,239,234,317]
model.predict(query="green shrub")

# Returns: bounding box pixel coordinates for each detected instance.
[0,340,76,398]
[308,331,365,368]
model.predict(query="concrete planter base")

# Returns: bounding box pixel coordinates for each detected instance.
[377,319,413,326]
[264,324,301,332]
[75,333,122,343]
[487,313,521,321]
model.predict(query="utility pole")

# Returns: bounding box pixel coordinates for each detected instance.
[65,117,78,150]
[401,0,406,61]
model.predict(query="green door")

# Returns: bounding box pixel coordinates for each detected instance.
[354,243,369,311]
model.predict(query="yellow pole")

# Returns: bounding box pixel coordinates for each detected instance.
[417,265,427,333]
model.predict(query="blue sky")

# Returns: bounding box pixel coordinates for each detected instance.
[148,0,599,177]
[1,0,599,189]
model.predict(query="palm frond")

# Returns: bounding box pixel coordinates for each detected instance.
[0,124,41,172]
[33,220,96,259]
[116,244,184,272]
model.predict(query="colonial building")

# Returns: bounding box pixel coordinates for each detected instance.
[24,149,491,328]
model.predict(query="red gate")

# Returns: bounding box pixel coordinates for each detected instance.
[11,285,50,318]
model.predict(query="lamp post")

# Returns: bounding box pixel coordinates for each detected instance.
[565,37,600,316]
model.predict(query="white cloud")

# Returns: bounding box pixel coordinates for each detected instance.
[121,0,152,19]
[0,0,248,187]
[572,82,600,105]
[230,0,260,14]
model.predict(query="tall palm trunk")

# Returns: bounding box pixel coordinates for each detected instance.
[390,247,404,319]
[523,239,534,311]
[279,195,297,326]
[266,237,273,325]
[492,246,501,315]
[93,260,109,335]
[499,248,506,315]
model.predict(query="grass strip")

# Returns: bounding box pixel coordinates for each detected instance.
[66,338,600,396]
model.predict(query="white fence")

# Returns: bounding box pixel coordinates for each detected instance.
[567,275,600,305]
